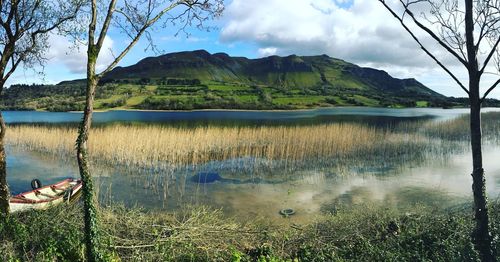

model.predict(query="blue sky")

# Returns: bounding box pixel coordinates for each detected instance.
[7,0,500,99]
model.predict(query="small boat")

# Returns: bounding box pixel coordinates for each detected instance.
[9,178,83,213]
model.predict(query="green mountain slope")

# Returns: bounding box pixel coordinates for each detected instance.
[1,50,475,112]
[104,50,442,96]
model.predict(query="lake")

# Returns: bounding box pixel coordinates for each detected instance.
[5,108,500,222]
[4,107,494,126]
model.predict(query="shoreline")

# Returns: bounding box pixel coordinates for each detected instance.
[63,105,474,114]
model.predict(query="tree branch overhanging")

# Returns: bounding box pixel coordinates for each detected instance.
[480,36,500,74]
[96,1,182,78]
[378,0,469,95]
[398,0,469,67]
[481,78,500,102]
[0,0,83,84]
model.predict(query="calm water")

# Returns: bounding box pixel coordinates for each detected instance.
[5,107,500,126]
[5,108,500,221]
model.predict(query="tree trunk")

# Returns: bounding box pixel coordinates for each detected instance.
[469,77,496,261]
[0,111,9,218]
[76,57,103,261]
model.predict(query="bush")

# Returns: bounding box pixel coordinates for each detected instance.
[99,98,127,109]
[1,205,85,261]
[1,197,498,261]
[166,78,201,86]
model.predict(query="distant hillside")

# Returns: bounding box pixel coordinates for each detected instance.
[104,50,443,98]
[1,50,486,112]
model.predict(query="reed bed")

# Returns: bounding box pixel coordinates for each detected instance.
[6,123,429,172]
[397,112,500,142]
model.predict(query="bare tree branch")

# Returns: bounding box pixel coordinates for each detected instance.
[88,0,97,47]
[481,78,500,102]
[96,1,182,78]
[0,0,82,218]
[2,54,21,82]
[480,36,500,74]
[379,0,469,94]
[399,0,469,67]
[380,1,499,259]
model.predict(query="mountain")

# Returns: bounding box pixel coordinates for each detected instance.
[104,50,442,98]
[1,50,467,112]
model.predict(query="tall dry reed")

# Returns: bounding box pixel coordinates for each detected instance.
[399,112,500,142]
[6,123,428,172]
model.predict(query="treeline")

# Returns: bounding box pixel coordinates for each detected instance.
[448,97,500,107]
[0,83,87,111]
[137,95,288,110]
[99,77,201,86]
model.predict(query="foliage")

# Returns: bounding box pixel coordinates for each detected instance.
[0,0,82,217]
[1,201,499,261]
[0,205,85,261]
[2,79,488,111]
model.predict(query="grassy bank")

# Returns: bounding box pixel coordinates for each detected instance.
[1,201,499,261]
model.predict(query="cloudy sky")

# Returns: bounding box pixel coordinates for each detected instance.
[7,0,500,99]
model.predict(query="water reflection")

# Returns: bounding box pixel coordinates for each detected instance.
[6,108,500,221]
[5,107,500,127]
[7,144,500,222]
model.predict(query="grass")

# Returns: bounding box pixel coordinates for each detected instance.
[399,112,500,142]
[225,95,260,103]
[272,96,326,106]
[6,112,500,182]
[95,95,127,109]
[416,101,429,107]
[126,96,148,107]
[353,95,379,106]
[208,84,249,92]
[2,200,498,261]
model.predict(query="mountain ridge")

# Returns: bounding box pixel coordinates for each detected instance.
[2,50,481,112]
[103,50,435,89]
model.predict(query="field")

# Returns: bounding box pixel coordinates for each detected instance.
[1,80,456,112]
[92,81,448,110]
[106,82,347,110]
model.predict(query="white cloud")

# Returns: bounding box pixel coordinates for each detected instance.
[220,0,500,98]
[47,34,115,74]
[258,47,277,57]
[186,36,209,43]
[220,0,430,68]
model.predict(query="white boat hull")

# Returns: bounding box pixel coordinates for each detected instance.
[9,178,83,213]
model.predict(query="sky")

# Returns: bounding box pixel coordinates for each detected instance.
[7,0,500,99]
